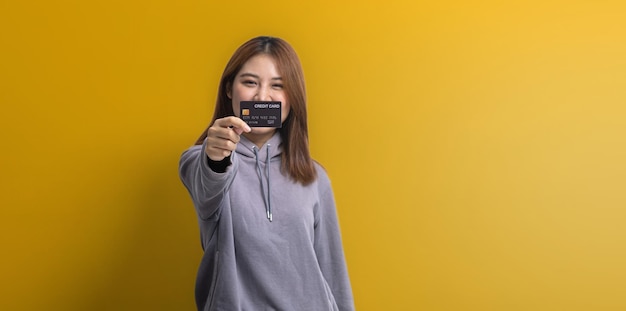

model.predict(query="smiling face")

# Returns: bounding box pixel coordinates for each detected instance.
[228,53,291,139]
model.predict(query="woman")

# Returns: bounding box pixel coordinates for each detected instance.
[179,36,354,311]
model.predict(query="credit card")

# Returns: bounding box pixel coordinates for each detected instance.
[239,101,282,128]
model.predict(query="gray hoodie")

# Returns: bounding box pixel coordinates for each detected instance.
[179,132,355,311]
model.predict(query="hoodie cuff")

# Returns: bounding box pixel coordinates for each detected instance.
[207,155,231,173]
[201,138,233,173]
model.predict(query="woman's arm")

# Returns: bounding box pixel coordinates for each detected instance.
[313,169,355,311]
[179,117,250,220]
[179,139,237,221]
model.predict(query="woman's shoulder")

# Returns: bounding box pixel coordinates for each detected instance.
[183,143,203,153]
[179,143,204,164]
[181,140,204,155]
[312,160,332,187]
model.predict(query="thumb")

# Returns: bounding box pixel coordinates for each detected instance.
[233,127,245,135]
[228,122,251,135]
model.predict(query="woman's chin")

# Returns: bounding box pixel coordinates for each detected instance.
[248,127,278,135]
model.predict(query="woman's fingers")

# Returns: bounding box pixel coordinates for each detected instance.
[214,116,251,133]
[205,117,251,161]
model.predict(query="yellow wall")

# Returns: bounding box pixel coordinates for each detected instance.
[2,1,626,310]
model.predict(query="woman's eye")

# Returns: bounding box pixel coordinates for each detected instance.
[243,80,257,86]
[272,84,283,89]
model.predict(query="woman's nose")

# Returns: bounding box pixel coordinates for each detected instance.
[254,86,272,101]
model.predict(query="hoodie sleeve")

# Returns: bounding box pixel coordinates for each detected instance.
[314,169,355,311]
[178,139,238,221]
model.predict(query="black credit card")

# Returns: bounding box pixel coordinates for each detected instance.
[240,101,282,128]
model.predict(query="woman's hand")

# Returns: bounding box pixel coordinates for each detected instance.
[205,116,251,161]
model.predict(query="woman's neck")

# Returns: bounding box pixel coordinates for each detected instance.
[242,130,277,149]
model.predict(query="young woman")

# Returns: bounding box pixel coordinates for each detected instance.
[179,36,354,311]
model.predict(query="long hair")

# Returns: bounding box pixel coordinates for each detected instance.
[195,36,316,184]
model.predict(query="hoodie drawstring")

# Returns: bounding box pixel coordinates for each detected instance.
[253,144,272,222]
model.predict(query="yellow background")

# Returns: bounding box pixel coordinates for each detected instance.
[2,0,626,310]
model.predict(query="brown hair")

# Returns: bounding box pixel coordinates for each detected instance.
[195,36,316,184]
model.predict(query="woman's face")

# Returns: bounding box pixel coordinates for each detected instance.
[229,54,290,135]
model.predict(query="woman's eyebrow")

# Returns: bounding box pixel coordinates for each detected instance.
[239,73,259,79]
[238,72,282,80]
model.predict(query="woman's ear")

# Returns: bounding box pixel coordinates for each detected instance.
[226,82,232,99]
